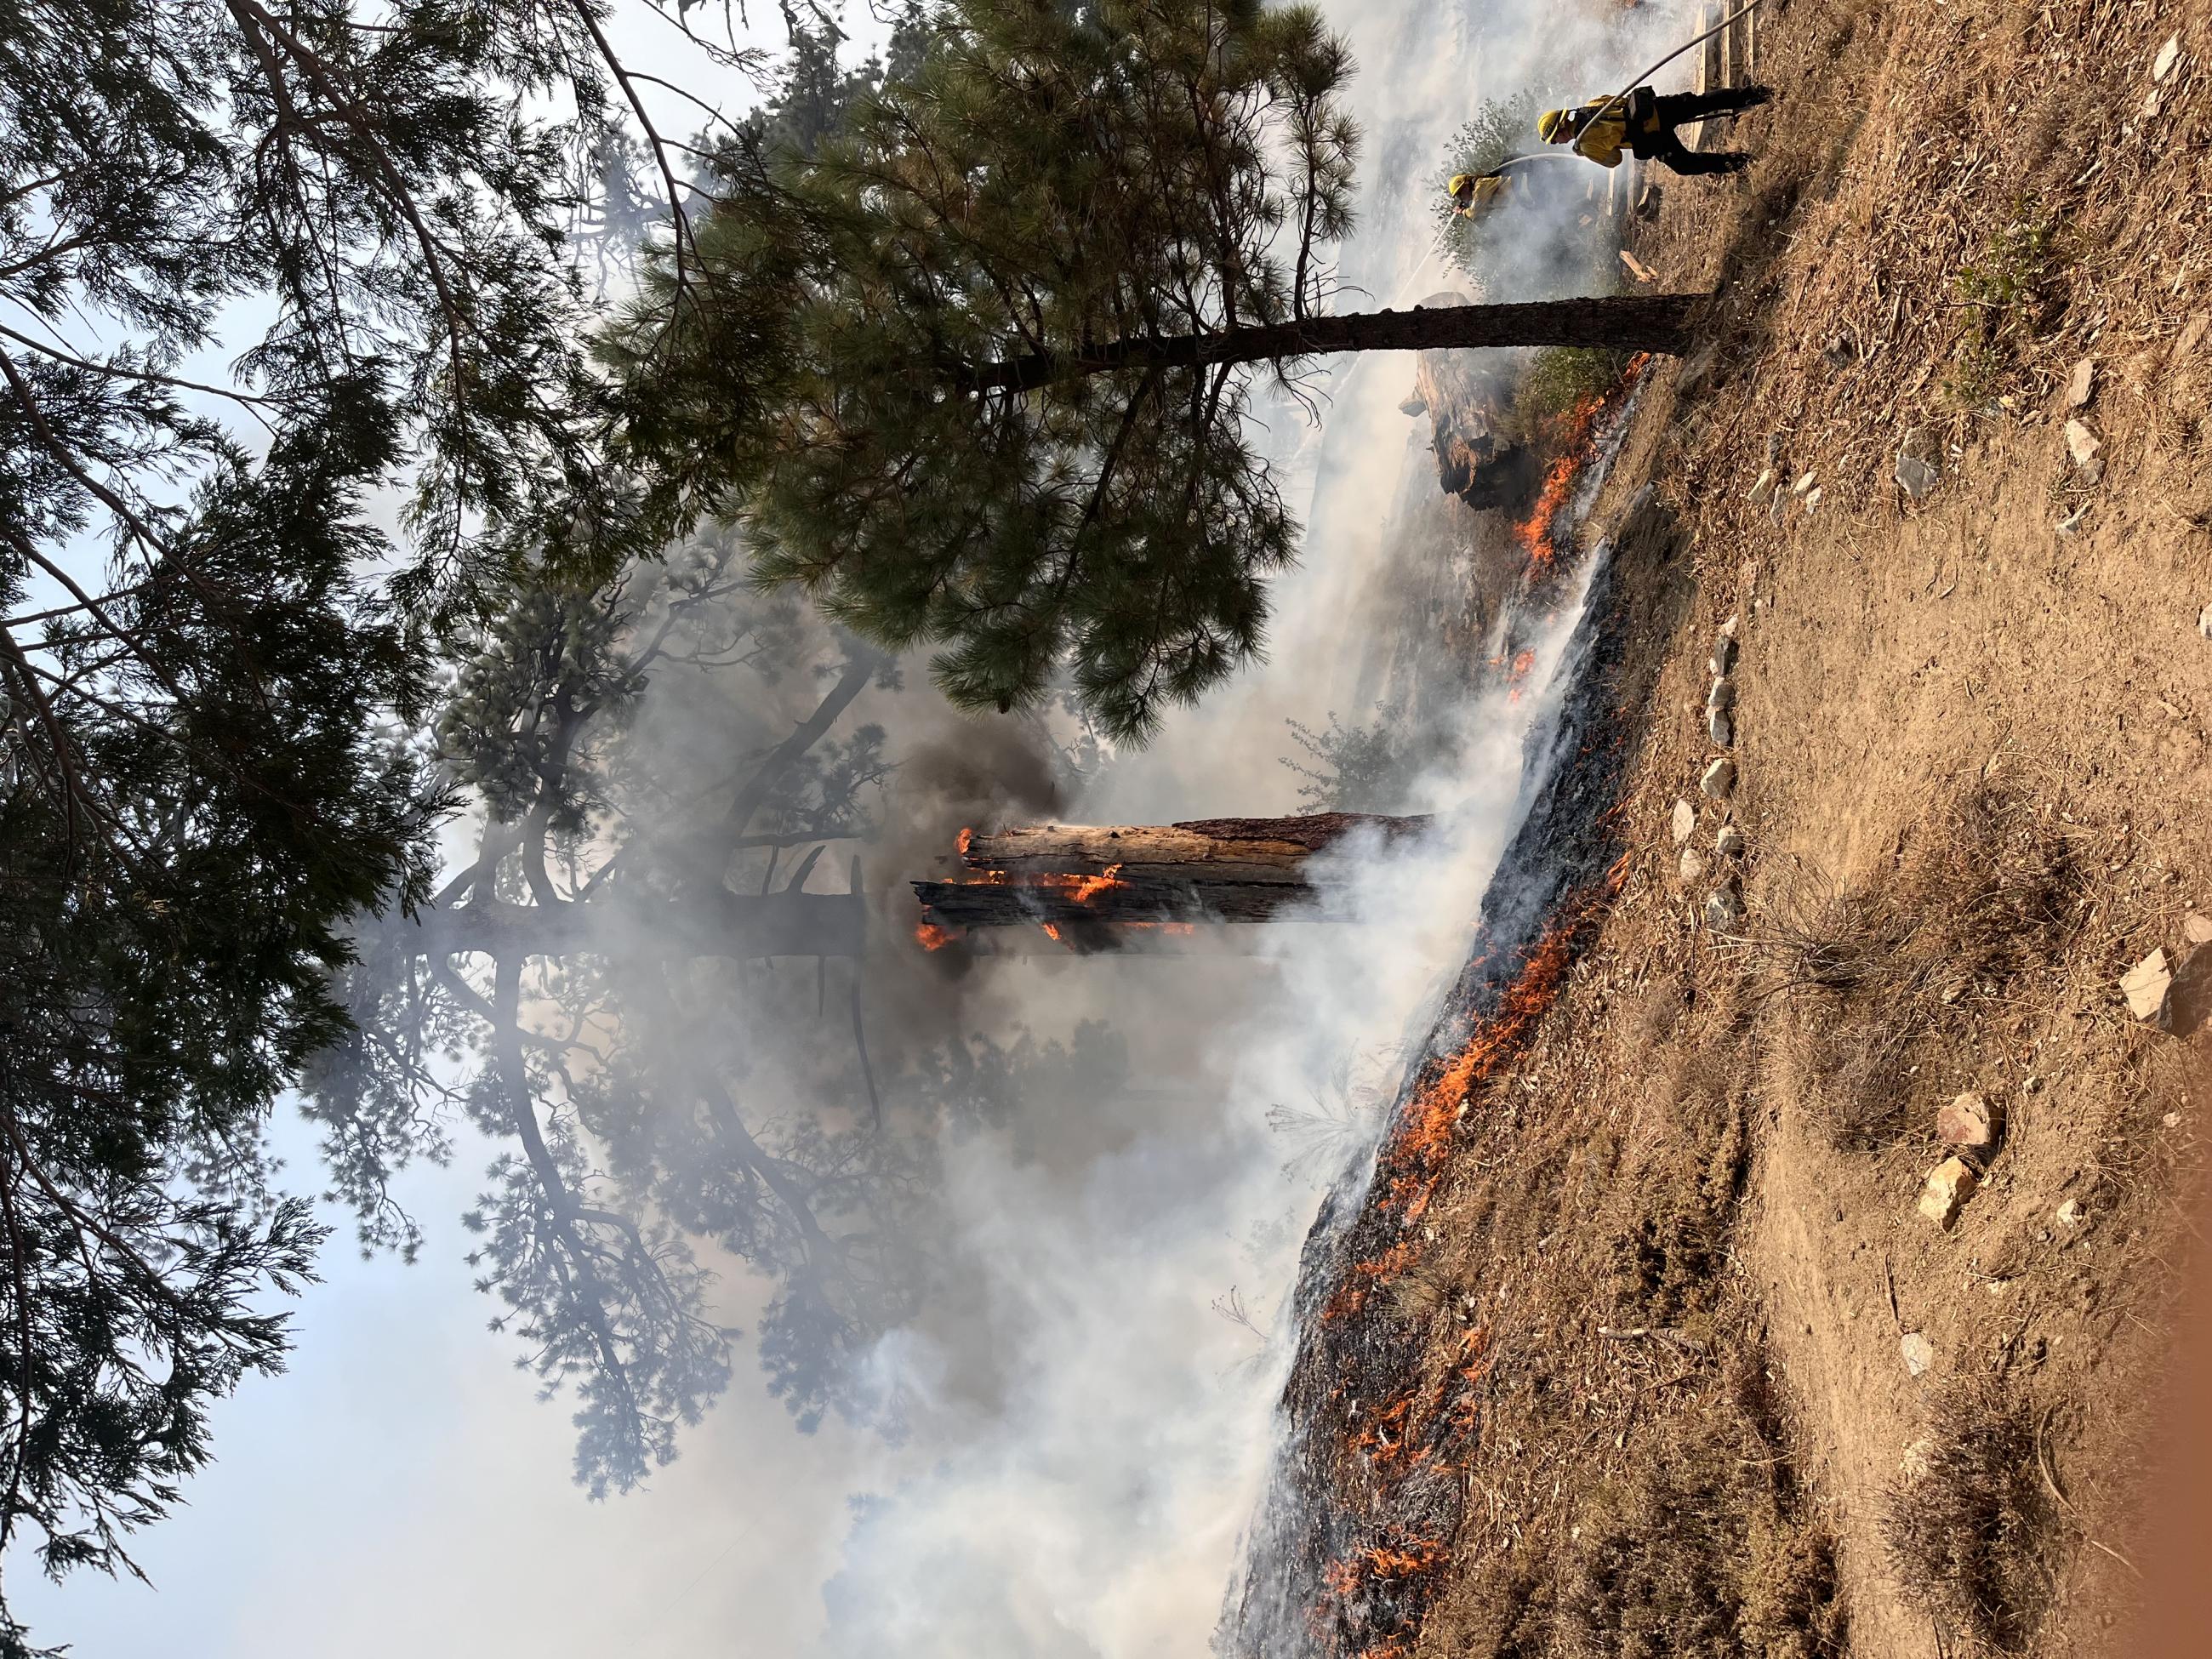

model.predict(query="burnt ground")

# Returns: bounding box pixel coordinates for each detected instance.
[1231,2,2212,1655]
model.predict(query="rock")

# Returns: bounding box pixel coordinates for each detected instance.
[2121,949,2172,1019]
[1676,343,1719,396]
[1765,431,1785,465]
[1747,467,1777,504]
[2155,34,2183,83]
[1802,486,1823,512]
[1719,613,1741,641]
[1919,1156,1981,1229]
[1670,798,1697,846]
[2067,358,2096,408]
[2064,417,2104,482]
[1901,1332,1936,1377]
[1679,846,1708,884]
[1708,709,1735,748]
[2155,944,2212,1038]
[1716,824,1747,860]
[2199,602,2212,640]
[1398,391,1429,417]
[1896,426,1941,499]
[2055,1197,2085,1228]
[1707,676,1737,713]
[1769,489,1787,527]
[1701,756,1737,800]
[1938,1092,1997,1150]
[1710,635,1739,676]
[1705,880,1744,932]
[2183,913,2212,945]
[2057,504,2089,539]
[1791,470,1818,498]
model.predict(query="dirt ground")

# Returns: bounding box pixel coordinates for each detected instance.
[1384,1,2212,1654]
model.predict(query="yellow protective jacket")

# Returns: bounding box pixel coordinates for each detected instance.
[1451,171,1513,218]
[1548,90,1656,168]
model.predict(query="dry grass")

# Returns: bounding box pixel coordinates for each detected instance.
[1559,1356,1844,1659]
[1756,780,2084,1152]
[1882,1377,2063,1652]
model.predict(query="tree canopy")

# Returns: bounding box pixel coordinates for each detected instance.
[613,0,1692,743]
[0,2,768,1647]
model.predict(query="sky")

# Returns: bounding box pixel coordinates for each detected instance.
[6,3,1698,1654]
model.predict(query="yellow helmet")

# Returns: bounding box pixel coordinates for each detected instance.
[1447,172,1477,200]
[1536,108,1566,142]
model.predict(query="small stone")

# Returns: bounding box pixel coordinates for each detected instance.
[2056,1197,2084,1228]
[1791,470,1818,498]
[1919,1156,1981,1229]
[1710,635,1739,676]
[2067,358,2096,409]
[1938,1092,1997,1150]
[2155,34,2183,83]
[2155,945,2212,1038]
[1802,486,1823,511]
[1719,613,1741,641]
[2121,949,2172,1019]
[1715,824,1746,860]
[1707,676,1737,713]
[1765,431,1785,465]
[1896,426,1941,499]
[1701,756,1737,800]
[1769,489,1787,527]
[2064,418,2104,482]
[1708,709,1735,748]
[2198,602,2212,640]
[1901,1437,1936,1479]
[1705,880,1744,932]
[1670,798,1697,846]
[1747,467,1777,504]
[1901,1332,1936,1377]
[1679,846,1708,884]
[2057,503,2089,539]
[2183,913,2212,945]
[1398,392,1428,417]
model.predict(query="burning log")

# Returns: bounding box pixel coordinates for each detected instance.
[912,813,1429,938]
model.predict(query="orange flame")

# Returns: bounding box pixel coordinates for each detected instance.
[1040,921,1064,944]
[915,922,957,952]
[955,826,974,856]
[1511,354,1648,570]
[1064,862,1126,904]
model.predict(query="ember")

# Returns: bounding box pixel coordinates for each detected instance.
[1063,861,1126,904]
[915,921,957,952]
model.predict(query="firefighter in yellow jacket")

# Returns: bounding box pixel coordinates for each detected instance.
[1445,168,1518,221]
[1538,83,1772,175]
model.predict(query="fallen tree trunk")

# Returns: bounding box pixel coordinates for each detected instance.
[913,814,1428,931]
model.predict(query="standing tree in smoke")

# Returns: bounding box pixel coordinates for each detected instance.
[609,0,1699,742]
[310,537,918,1487]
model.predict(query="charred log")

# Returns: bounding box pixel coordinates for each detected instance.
[914,814,1428,930]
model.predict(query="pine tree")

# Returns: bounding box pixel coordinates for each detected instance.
[0,4,780,1647]
[610,0,1697,741]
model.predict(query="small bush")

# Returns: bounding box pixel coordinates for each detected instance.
[1511,347,1629,438]
[1758,781,2081,1151]
[1945,210,2065,407]
[1883,1378,2061,1651]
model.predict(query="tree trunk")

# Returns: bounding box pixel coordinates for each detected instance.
[408,887,867,962]
[966,296,1699,394]
[913,813,1427,932]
